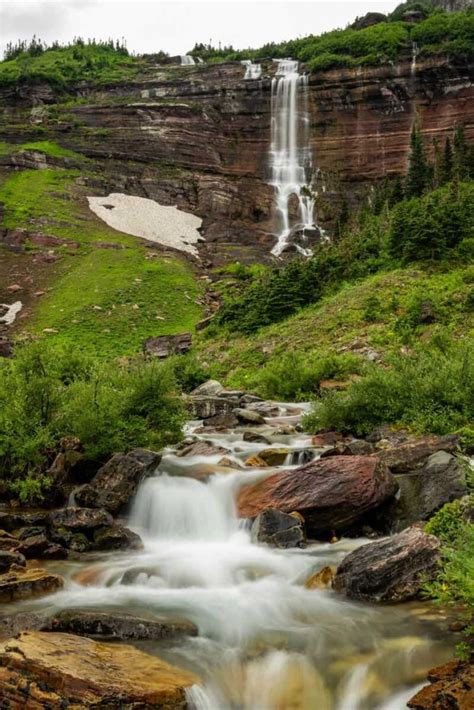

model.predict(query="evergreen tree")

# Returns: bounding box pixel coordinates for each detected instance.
[453,124,470,181]
[440,137,453,185]
[388,176,404,207]
[406,124,429,198]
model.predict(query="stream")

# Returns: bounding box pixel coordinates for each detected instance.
[6,405,454,709]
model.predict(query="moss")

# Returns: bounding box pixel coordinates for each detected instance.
[18,141,85,160]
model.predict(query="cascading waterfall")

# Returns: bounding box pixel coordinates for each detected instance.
[241,59,262,80]
[181,55,195,66]
[269,59,316,256]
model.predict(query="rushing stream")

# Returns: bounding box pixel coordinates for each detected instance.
[9,407,454,709]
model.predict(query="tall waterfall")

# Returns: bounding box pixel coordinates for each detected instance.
[181,55,195,66]
[269,59,315,256]
[241,59,262,80]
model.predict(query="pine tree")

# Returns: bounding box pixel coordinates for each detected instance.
[453,124,469,181]
[440,137,453,185]
[406,124,429,198]
[388,177,404,207]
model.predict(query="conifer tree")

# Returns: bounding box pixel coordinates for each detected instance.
[440,137,453,185]
[453,124,470,181]
[406,124,429,198]
[388,177,404,207]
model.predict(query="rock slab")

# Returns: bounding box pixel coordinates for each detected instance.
[238,456,398,536]
[0,631,198,708]
[333,527,440,602]
[408,659,474,710]
[0,567,64,603]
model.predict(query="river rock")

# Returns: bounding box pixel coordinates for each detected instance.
[0,550,25,573]
[48,507,141,552]
[304,566,335,590]
[243,431,271,444]
[374,435,459,473]
[258,448,291,466]
[0,567,64,603]
[188,395,235,420]
[237,456,398,537]
[333,527,440,602]
[177,439,230,457]
[234,408,266,425]
[205,412,240,428]
[0,631,198,707]
[191,379,224,396]
[92,524,142,551]
[408,659,474,709]
[75,448,161,514]
[47,609,198,641]
[18,533,67,560]
[251,508,305,549]
[0,510,49,532]
[376,451,467,532]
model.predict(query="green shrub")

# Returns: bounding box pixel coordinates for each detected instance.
[425,497,473,545]
[0,342,185,483]
[303,336,474,436]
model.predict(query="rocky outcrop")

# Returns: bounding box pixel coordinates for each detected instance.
[0,631,198,707]
[250,508,305,548]
[377,451,467,532]
[144,332,192,358]
[408,659,474,710]
[333,527,440,602]
[237,455,397,537]
[47,609,198,641]
[48,507,142,552]
[0,567,63,603]
[75,448,161,514]
[374,435,459,473]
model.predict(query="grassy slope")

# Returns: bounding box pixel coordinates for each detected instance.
[0,147,202,357]
[196,264,474,395]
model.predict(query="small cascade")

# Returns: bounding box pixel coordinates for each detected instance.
[411,41,418,75]
[241,59,262,80]
[269,59,316,256]
[284,449,315,467]
[181,55,195,66]
[197,57,204,64]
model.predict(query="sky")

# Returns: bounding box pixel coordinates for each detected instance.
[0,0,403,58]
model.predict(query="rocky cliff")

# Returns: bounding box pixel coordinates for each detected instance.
[1,55,473,262]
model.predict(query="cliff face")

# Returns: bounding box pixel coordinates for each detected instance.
[1,56,473,262]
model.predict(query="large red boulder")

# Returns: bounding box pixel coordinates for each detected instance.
[237,456,397,536]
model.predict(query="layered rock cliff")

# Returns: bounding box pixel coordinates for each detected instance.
[1,55,473,262]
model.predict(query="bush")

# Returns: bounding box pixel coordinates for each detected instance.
[425,496,473,545]
[0,342,185,486]
[303,336,474,436]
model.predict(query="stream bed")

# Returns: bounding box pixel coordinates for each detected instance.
[4,407,455,709]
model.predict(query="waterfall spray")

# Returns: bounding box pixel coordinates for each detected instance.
[269,59,315,256]
[241,59,262,80]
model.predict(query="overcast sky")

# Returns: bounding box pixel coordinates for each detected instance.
[0,0,402,58]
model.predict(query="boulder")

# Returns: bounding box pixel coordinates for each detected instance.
[191,379,224,397]
[75,449,161,514]
[0,631,198,707]
[376,451,467,532]
[0,567,63,603]
[92,525,142,551]
[18,533,67,560]
[0,511,49,532]
[234,408,266,425]
[48,507,141,553]
[205,412,239,428]
[244,454,269,468]
[333,527,440,602]
[243,431,271,444]
[258,448,291,466]
[304,566,335,590]
[143,332,192,358]
[188,396,235,420]
[408,659,474,710]
[374,435,459,473]
[251,508,305,549]
[311,432,345,447]
[321,439,375,457]
[47,609,198,641]
[238,456,398,537]
[176,440,230,458]
[0,550,25,574]
[49,507,114,531]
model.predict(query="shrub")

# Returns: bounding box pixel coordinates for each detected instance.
[425,497,473,545]
[303,336,474,436]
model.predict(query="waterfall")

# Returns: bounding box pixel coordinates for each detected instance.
[241,59,262,80]
[269,59,315,256]
[181,55,195,66]
[411,41,418,75]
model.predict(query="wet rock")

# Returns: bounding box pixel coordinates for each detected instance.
[311,432,345,447]
[47,609,198,641]
[0,611,49,640]
[0,550,26,573]
[408,659,474,710]
[251,508,305,549]
[321,439,375,457]
[177,440,230,458]
[189,395,235,420]
[0,567,64,603]
[206,412,240,428]
[0,531,22,554]
[243,431,271,444]
[258,448,291,466]
[304,566,335,590]
[190,379,224,397]
[244,454,269,468]
[238,456,397,537]
[375,451,467,532]
[75,448,161,514]
[49,507,114,532]
[374,435,459,473]
[333,527,440,602]
[234,408,266,425]
[92,524,142,551]
[143,331,192,358]
[0,511,49,532]
[18,533,68,560]
[0,631,199,707]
